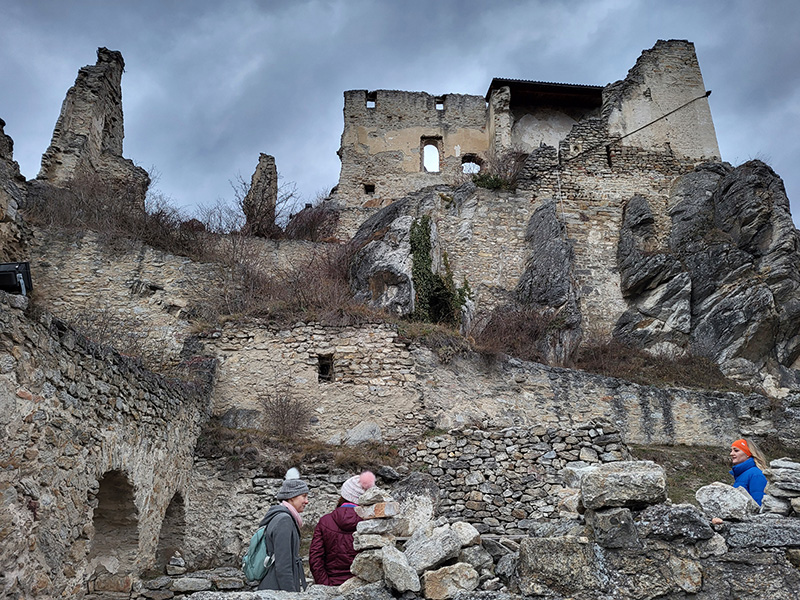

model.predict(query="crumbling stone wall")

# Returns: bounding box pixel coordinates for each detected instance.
[37,47,150,209]
[0,291,213,599]
[0,118,29,260]
[335,90,488,209]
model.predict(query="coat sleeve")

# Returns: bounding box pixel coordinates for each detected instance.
[268,514,298,591]
[747,469,768,505]
[309,520,330,585]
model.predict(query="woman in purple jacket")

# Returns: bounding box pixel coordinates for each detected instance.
[309,471,376,586]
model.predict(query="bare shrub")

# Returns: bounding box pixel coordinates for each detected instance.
[573,338,749,392]
[284,204,340,241]
[473,305,555,364]
[259,383,312,440]
[472,148,527,191]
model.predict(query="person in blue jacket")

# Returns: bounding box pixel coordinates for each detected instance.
[729,438,768,505]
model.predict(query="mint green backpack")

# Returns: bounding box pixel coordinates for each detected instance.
[242,524,275,582]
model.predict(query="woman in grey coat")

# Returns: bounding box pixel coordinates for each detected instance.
[258,469,309,591]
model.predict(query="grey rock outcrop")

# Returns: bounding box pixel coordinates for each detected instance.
[38,48,150,209]
[616,161,800,388]
[514,198,582,363]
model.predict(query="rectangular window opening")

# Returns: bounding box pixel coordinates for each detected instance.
[318,354,334,383]
[364,184,375,194]
[366,91,377,109]
[435,96,444,111]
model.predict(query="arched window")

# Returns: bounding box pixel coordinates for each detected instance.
[89,471,139,578]
[156,492,186,570]
[421,137,442,173]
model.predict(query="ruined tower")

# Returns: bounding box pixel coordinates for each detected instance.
[38,47,150,208]
[242,153,279,237]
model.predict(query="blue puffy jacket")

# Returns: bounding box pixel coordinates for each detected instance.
[731,457,767,505]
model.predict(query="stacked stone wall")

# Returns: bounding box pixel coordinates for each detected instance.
[399,423,628,534]
[0,291,213,599]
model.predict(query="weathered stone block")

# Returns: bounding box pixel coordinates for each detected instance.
[350,548,384,583]
[517,537,600,596]
[727,518,800,548]
[696,482,759,520]
[381,544,420,593]
[586,507,640,548]
[636,503,714,542]
[353,533,395,550]
[581,461,666,509]
[170,577,211,592]
[451,521,481,547]
[422,563,479,600]
[356,502,400,519]
[403,523,461,574]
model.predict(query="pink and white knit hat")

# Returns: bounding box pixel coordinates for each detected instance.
[340,471,376,504]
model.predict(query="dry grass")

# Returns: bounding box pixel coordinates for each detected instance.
[194,418,400,475]
[473,305,556,364]
[573,338,750,393]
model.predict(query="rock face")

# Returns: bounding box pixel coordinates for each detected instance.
[0,118,28,259]
[242,153,279,237]
[617,161,800,388]
[514,198,582,363]
[38,47,150,208]
[695,481,760,520]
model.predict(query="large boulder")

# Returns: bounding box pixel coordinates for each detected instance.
[381,544,419,593]
[403,523,461,574]
[585,507,640,549]
[580,461,667,509]
[727,518,800,548]
[516,536,601,596]
[695,481,760,520]
[635,503,714,542]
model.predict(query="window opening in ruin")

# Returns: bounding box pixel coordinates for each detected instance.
[606,145,613,168]
[421,137,442,173]
[318,354,334,382]
[155,492,186,573]
[435,96,444,111]
[461,154,482,174]
[366,91,377,109]
[364,184,375,194]
[88,470,139,577]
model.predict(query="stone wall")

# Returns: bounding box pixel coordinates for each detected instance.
[399,423,629,533]
[335,90,489,210]
[0,118,29,261]
[0,291,214,599]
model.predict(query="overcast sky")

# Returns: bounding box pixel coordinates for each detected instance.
[1,0,799,225]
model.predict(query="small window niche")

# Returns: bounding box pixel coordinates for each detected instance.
[318,354,334,383]
[435,96,445,111]
[421,137,442,173]
[364,183,375,195]
[461,154,482,174]
[366,91,377,109]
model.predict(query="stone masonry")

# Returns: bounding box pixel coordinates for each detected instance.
[0,291,214,599]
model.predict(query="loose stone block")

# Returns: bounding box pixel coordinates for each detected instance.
[422,563,479,599]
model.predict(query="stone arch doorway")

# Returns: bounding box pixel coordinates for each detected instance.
[87,470,139,595]
[155,492,186,571]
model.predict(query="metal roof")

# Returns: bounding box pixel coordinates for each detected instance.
[485,78,603,107]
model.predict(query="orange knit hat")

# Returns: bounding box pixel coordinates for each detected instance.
[731,439,752,456]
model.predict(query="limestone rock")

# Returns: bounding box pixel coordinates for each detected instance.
[514,198,582,363]
[350,548,384,583]
[422,563,479,599]
[727,518,800,548]
[458,545,493,571]
[381,544,420,593]
[761,494,793,516]
[580,460,667,509]
[516,536,600,596]
[696,481,759,520]
[561,462,598,488]
[635,503,714,542]
[355,502,400,519]
[451,521,481,547]
[341,420,382,446]
[357,487,394,506]
[353,533,395,550]
[391,472,439,536]
[170,577,211,592]
[335,581,394,600]
[403,523,461,574]
[585,507,639,548]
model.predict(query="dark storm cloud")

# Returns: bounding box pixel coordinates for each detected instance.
[1,0,799,223]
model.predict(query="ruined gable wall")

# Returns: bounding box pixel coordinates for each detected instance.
[605,39,720,161]
[0,291,212,599]
[38,48,150,208]
[0,118,28,260]
[335,90,489,214]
